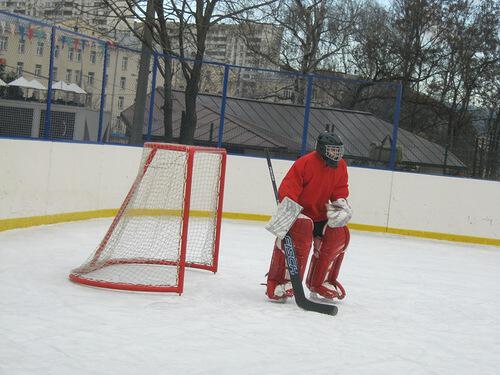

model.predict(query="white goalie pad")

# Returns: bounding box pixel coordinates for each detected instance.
[265,197,303,240]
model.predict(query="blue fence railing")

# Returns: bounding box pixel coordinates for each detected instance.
[0,10,404,171]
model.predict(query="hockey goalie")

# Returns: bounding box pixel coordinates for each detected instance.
[265,132,352,302]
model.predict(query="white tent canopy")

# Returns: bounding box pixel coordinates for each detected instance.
[29,79,47,90]
[67,83,87,94]
[0,78,7,87]
[51,81,73,91]
[8,76,34,89]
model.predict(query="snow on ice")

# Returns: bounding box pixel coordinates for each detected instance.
[1,218,499,374]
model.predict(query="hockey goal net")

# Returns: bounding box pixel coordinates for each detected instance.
[69,143,227,294]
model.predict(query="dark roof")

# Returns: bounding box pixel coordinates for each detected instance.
[121,90,465,168]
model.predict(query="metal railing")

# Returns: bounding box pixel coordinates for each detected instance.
[5,10,479,177]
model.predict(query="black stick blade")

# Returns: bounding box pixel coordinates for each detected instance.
[284,235,338,316]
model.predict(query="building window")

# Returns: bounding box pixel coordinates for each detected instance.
[52,67,58,80]
[75,70,81,85]
[88,72,95,86]
[68,48,74,61]
[76,49,82,62]
[18,39,25,54]
[66,69,72,82]
[121,56,128,71]
[90,50,96,64]
[55,45,60,58]
[16,62,23,76]
[36,41,44,56]
[118,96,124,110]
[119,77,126,89]
[35,64,42,77]
[0,36,8,51]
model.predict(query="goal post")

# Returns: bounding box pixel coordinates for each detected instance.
[69,143,227,294]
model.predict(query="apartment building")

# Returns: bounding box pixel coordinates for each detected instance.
[0,4,285,140]
[163,22,283,98]
[0,0,130,33]
[0,14,141,137]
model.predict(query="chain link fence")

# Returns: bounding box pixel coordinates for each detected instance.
[0,12,52,139]
[0,10,497,179]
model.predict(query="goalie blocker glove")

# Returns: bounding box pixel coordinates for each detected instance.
[265,197,303,240]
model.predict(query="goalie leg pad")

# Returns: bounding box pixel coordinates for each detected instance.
[266,242,290,300]
[287,215,314,278]
[267,242,287,284]
[306,226,350,299]
[265,215,313,300]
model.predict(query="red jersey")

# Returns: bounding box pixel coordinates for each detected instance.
[278,151,349,222]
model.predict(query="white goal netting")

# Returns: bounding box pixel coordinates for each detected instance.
[69,143,226,293]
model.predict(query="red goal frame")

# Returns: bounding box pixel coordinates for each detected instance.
[69,143,227,294]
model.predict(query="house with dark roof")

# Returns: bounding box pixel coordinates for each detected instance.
[120,90,466,173]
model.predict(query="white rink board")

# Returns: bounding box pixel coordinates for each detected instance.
[45,142,140,215]
[224,154,287,216]
[223,155,395,229]
[0,138,499,240]
[348,166,393,228]
[0,139,141,219]
[0,140,52,218]
[389,172,500,239]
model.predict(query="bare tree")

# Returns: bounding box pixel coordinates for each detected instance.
[349,1,398,81]
[104,0,275,145]
[236,0,360,104]
[429,0,499,155]
[345,0,499,176]
[474,20,500,179]
[344,1,445,127]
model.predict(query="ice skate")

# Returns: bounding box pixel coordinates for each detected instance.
[265,280,293,303]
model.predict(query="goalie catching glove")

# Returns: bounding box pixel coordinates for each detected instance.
[326,198,352,228]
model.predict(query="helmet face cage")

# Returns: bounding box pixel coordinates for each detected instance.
[325,144,344,162]
[316,132,344,167]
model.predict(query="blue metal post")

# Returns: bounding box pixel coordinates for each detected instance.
[97,43,109,143]
[300,74,314,155]
[43,26,56,139]
[146,52,158,141]
[217,64,230,148]
[389,82,403,170]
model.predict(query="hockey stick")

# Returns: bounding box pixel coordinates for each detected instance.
[265,150,338,316]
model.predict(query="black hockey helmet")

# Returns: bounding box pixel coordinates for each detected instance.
[316,132,344,168]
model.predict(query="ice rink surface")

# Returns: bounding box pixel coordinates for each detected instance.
[0,218,499,375]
